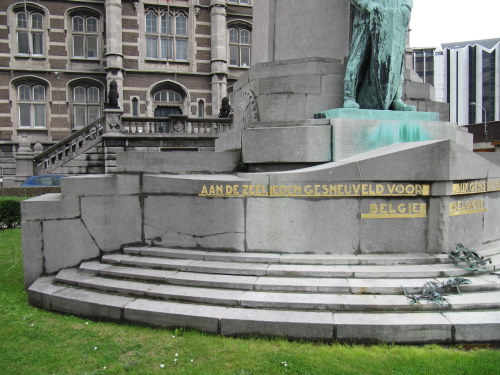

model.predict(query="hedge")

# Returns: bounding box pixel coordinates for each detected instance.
[0,200,21,228]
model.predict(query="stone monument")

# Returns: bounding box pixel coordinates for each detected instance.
[21,0,500,343]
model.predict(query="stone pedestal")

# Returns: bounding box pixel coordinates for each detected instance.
[104,108,123,133]
[241,110,473,170]
[14,135,34,184]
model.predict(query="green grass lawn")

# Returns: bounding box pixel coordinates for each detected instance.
[1,228,500,375]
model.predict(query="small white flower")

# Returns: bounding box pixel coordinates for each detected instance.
[160,364,165,369]
[175,353,178,357]
[93,346,98,350]
[190,359,194,362]
[172,335,176,338]
[85,322,89,325]
[103,366,106,370]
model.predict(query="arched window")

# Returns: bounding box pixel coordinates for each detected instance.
[72,85,102,128]
[198,100,205,118]
[227,0,251,4]
[15,10,44,55]
[132,98,139,116]
[146,10,188,61]
[229,27,251,67]
[72,15,99,58]
[154,89,182,102]
[18,83,46,128]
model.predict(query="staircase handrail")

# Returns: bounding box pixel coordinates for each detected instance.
[34,116,105,164]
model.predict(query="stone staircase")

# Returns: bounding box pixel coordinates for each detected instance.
[29,242,500,343]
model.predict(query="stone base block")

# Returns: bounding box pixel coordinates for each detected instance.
[242,125,332,164]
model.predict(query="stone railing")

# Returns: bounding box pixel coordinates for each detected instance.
[34,116,105,174]
[121,115,232,135]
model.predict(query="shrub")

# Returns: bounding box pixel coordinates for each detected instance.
[0,200,21,228]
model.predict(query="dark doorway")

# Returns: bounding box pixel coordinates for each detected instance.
[154,106,182,133]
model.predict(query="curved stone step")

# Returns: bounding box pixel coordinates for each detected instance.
[123,246,451,265]
[101,253,495,279]
[28,276,500,343]
[55,268,500,312]
[80,261,500,295]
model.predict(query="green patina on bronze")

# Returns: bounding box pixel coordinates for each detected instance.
[344,0,415,111]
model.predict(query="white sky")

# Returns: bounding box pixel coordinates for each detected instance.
[409,0,500,48]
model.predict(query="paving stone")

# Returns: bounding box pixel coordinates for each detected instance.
[51,288,135,320]
[266,265,353,277]
[79,261,111,274]
[28,276,67,309]
[349,278,428,294]
[147,285,245,306]
[185,261,269,276]
[429,264,474,277]
[124,299,226,333]
[124,247,206,260]
[443,311,500,342]
[240,292,342,310]
[335,312,452,343]
[221,308,334,340]
[120,256,194,271]
[254,277,350,293]
[446,291,500,310]
[279,254,360,265]
[101,254,133,264]
[99,266,177,282]
[340,294,432,312]
[167,272,258,290]
[356,253,437,265]
[56,269,157,296]
[435,274,500,292]
[352,265,441,278]
[203,252,281,264]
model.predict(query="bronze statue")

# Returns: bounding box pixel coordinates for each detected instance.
[108,80,119,108]
[344,0,415,111]
[218,97,232,118]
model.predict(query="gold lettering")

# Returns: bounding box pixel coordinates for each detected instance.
[370,204,378,214]
[376,184,385,195]
[200,185,209,196]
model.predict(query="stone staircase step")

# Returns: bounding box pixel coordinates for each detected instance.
[82,260,500,295]
[101,253,491,278]
[54,268,500,312]
[123,246,449,265]
[28,277,500,343]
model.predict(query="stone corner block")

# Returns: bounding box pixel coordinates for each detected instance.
[62,174,140,197]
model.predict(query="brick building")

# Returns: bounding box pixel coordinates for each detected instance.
[0,0,252,179]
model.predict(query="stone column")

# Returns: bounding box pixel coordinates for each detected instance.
[105,0,124,109]
[210,0,228,117]
[14,134,34,184]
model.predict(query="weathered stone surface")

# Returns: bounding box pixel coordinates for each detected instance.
[144,196,245,251]
[43,219,100,274]
[147,285,245,306]
[221,308,334,339]
[254,277,351,293]
[167,272,258,290]
[259,75,322,95]
[266,264,353,278]
[21,194,79,221]
[62,174,140,197]
[116,151,241,174]
[124,299,225,333]
[335,312,452,343]
[81,196,142,252]
[143,174,249,195]
[359,198,428,254]
[27,276,66,309]
[22,220,44,288]
[240,291,342,310]
[256,93,306,122]
[443,311,500,342]
[51,287,134,320]
[246,198,359,254]
[185,260,269,276]
[483,192,500,243]
[99,265,177,282]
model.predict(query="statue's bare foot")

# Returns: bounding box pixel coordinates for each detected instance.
[343,99,360,109]
[392,100,416,111]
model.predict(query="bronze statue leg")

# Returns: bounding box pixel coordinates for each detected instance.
[343,21,370,109]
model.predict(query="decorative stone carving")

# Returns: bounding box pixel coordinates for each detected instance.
[232,89,259,129]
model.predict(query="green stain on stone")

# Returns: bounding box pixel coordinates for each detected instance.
[367,122,431,149]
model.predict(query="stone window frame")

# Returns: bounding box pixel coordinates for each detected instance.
[227,0,252,6]
[11,77,51,130]
[198,99,205,118]
[228,22,252,68]
[8,2,49,59]
[144,8,189,62]
[69,80,104,129]
[65,7,104,62]
[131,97,140,116]
[147,80,191,117]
